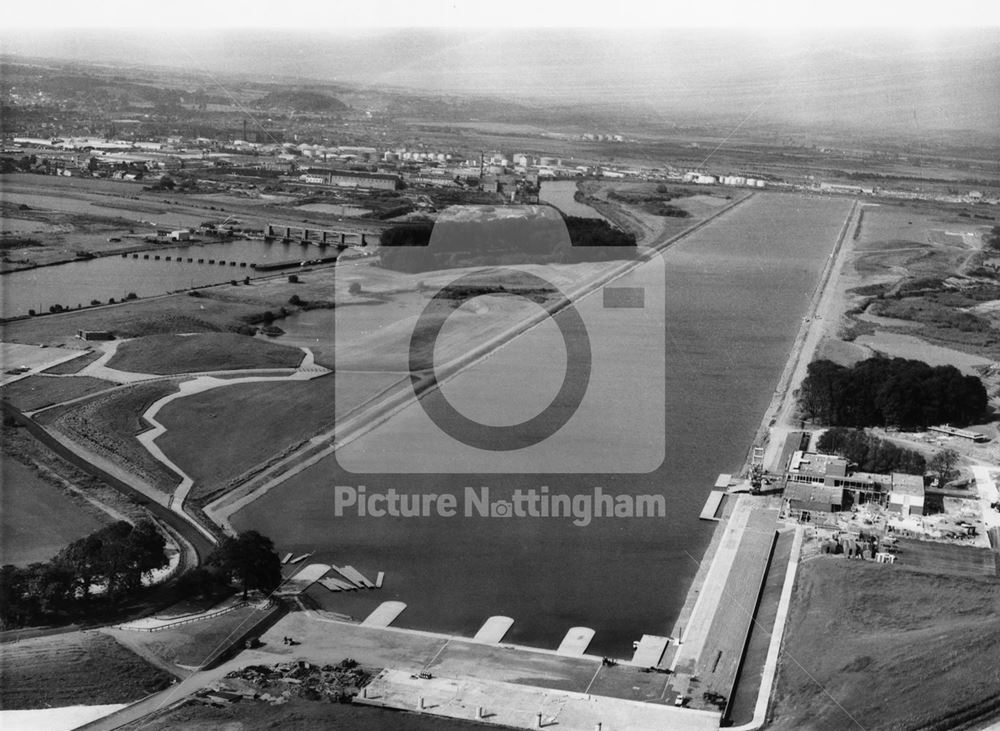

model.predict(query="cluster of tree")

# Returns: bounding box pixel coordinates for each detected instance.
[0,520,167,629]
[984,225,1000,251]
[799,357,987,429]
[929,448,961,483]
[379,214,635,273]
[816,428,926,474]
[208,531,282,600]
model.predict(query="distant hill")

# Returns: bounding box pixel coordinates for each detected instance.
[253,90,347,112]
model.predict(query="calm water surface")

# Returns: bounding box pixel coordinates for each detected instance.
[233,194,850,656]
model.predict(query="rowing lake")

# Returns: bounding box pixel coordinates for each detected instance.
[233,193,852,657]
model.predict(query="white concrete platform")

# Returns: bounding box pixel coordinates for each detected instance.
[339,564,375,588]
[319,578,356,592]
[362,601,407,627]
[358,668,721,731]
[474,616,514,644]
[700,491,725,521]
[630,634,669,667]
[276,563,330,595]
[556,627,595,656]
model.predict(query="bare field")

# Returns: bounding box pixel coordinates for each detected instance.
[0,374,114,411]
[0,631,173,710]
[108,333,303,375]
[106,605,277,670]
[769,557,1000,731]
[36,380,183,494]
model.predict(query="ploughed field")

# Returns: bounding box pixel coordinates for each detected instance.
[0,631,173,710]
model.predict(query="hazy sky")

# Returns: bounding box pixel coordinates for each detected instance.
[3,22,999,134]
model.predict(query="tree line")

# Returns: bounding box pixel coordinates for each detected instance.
[816,428,926,474]
[379,214,636,273]
[799,357,987,429]
[0,520,167,629]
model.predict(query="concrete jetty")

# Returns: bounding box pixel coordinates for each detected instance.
[375,571,385,589]
[319,577,356,592]
[362,601,407,628]
[556,627,595,656]
[700,491,726,521]
[338,565,375,589]
[473,616,515,644]
[630,634,670,667]
[277,563,330,595]
[281,552,293,565]
[289,553,312,564]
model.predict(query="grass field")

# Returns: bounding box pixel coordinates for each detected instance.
[36,380,183,494]
[155,375,339,502]
[107,333,303,375]
[41,349,104,374]
[0,452,110,566]
[0,631,173,710]
[0,374,114,411]
[769,556,1000,731]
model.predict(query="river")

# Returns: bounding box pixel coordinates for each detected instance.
[1,239,319,317]
[539,179,609,220]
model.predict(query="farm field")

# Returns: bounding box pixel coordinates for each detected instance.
[769,557,1000,731]
[107,333,304,374]
[893,537,999,578]
[0,631,173,710]
[0,374,114,411]
[36,380,183,495]
[0,453,110,566]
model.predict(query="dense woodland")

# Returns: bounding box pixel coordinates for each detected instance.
[0,520,167,629]
[799,357,987,429]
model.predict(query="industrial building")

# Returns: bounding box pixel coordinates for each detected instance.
[783,450,927,519]
[318,170,401,191]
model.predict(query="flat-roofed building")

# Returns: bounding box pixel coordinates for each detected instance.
[888,474,926,516]
[785,483,844,518]
[784,450,925,514]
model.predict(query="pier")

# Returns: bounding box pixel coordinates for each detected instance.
[473,616,515,644]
